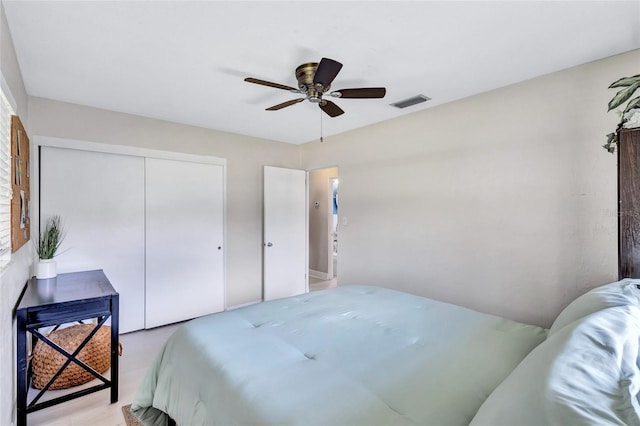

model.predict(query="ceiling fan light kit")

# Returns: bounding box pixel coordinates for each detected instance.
[244,57,386,118]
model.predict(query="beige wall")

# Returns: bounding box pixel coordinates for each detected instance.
[27,97,301,309]
[0,3,32,426]
[0,3,35,425]
[301,49,640,328]
[309,167,338,275]
[0,5,26,118]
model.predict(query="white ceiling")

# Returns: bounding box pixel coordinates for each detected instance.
[3,1,640,145]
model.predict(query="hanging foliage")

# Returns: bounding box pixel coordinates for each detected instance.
[603,74,640,153]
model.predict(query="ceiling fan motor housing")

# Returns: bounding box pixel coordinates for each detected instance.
[296,62,327,102]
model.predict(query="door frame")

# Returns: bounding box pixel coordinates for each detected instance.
[327,175,339,279]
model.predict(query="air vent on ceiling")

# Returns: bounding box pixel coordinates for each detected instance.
[390,95,431,109]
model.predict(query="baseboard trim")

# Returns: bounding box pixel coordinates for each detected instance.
[309,269,331,280]
[226,300,262,311]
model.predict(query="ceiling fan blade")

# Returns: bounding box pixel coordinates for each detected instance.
[266,98,305,111]
[331,87,386,99]
[319,100,344,117]
[244,77,299,92]
[313,58,343,87]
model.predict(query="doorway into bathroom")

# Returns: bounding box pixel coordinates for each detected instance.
[308,167,338,291]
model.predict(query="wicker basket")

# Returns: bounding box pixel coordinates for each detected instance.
[31,324,115,390]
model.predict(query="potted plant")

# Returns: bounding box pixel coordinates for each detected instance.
[36,215,65,279]
[603,74,640,153]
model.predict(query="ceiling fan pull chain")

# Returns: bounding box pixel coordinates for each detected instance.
[320,109,324,143]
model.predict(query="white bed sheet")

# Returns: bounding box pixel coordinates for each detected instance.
[132,285,547,425]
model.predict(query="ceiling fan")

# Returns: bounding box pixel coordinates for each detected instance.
[244,58,386,117]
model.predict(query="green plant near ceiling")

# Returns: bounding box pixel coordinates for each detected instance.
[603,74,640,153]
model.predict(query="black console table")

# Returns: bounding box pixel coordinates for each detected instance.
[15,270,119,426]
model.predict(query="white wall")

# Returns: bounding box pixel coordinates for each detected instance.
[0,3,32,426]
[301,49,640,328]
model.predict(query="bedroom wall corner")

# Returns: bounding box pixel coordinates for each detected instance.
[300,49,640,328]
[0,3,33,426]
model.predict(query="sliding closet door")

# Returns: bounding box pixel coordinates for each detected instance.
[40,147,146,333]
[145,158,224,328]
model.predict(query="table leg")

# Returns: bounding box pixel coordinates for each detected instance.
[110,294,119,403]
[16,310,27,426]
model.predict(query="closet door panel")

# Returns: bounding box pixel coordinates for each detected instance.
[145,158,224,328]
[40,147,146,333]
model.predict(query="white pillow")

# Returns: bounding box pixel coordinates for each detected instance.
[549,279,640,335]
[470,305,640,426]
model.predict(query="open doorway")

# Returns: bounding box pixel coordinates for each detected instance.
[308,167,338,292]
[330,176,338,278]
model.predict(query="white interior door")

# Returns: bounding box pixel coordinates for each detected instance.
[145,158,224,328]
[263,166,307,300]
[40,147,146,333]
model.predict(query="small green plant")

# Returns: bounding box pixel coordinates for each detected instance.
[38,215,65,259]
[603,74,640,153]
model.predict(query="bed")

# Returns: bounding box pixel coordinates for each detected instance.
[132,281,640,425]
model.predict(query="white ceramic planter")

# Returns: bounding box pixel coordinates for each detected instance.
[36,259,57,279]
[36,277,57,301]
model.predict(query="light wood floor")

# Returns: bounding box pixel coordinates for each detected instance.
[26,322,182,426]
[309,276,337,292]
[23,281,338,425]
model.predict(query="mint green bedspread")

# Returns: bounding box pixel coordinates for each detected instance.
[132,285,546,425]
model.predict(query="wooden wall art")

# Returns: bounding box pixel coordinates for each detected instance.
[11,115,29,252]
